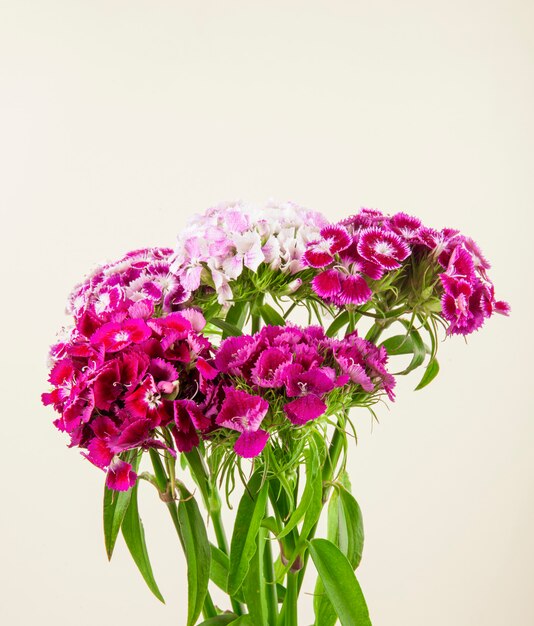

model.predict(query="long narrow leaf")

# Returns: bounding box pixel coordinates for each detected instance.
[225,301,248,337]
[177,483,211,626]
[210,544,246,603]
[228,472,269,595]
[259,303,286,326]
[326,311,349,337]
[103,451,140,560]
[121,481,165,603]
[309,539,371,626]
[197,615,240,626]
[415,357,440,390]
[210,318,243,337]
[243,531,267,625]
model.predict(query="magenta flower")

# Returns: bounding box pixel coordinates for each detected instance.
[303,224,352,268]
[284,395,327,426]
[43,305,218,490]
[251,348,292,388]
[357,227,410,270]
[216,388,269,458]
[388,212,422,241]
[91,319,152,353]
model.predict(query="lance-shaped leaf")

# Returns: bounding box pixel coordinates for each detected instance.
[121,480,165,603]
[328,484,364,570]
[415,357,440,390]
[259,303,286,327]
[209,318,243,337]
[177,483,211,626]
[103,451,140,560]
[228,472,269,595]
[309,539,371,626]
[210,544,246,604]
[197,615,240,626]
[224,301,248,338]
[277,450,318,539]
[242,531,267,626]
[326,311,349,337]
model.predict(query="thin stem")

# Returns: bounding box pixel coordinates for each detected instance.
[285,571,299,626]
[150,455,218,620]
[263,522,278,625]
[296,419,346,593]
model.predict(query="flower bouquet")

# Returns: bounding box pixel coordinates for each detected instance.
[43,201,508,625]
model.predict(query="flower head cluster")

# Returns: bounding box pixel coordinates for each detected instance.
[212,325,395,458]
[42,306,217,490]
[68,247,186,323]
[305,209,509,335]
[170,201,327,306]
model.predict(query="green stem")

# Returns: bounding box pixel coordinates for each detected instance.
[211,508,244,616]
[285,571,299,626]
[296,419,346,593]
[263,525,278,625]
[150,454,217,620]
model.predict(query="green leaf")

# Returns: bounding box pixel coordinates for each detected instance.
[314,481,364,626]
[381,334,423,356]
[328,486,364,570]
[313,576,338,626]
[103,451,140,560]
[177,483,211,626]
[326,311,349,337]
[278,462,323,578]
[242,530,267,626]
[399,328,426,375]
[277,450,318,539]
[209,317,243,336]
[210,544,245,603]
[415,357,440,390]
[259,303,286,326]
[228,472,269,595]
[228,616,255,625]
[121,480,165,603]
[309,539,371,626]
[197,615,240,626]
[225,301,248,337]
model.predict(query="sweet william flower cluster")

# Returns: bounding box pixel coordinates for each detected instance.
[43,201,509,626]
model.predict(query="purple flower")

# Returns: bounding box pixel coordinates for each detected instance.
[216,388,270,458]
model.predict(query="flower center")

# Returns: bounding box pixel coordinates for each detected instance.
[145,389,161,409]
[115,331,130,342]
[374,241,393,256]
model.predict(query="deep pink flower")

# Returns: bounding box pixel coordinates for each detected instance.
[215,335,259,375]
[357,227,410,270]
[332,274,373,306]
[312,269,342,298]
[284,395,327,425]
[440,276,485,335]
[106,457,137,491]
[91,319,151,353]
[216,389,269,458]
[251,348,292,388]
[303,225,351,268]
[172,400,211,452]
[389,212,422,240]
[335,356,374,392]
[124,375,173,426]
[283,364,337,398]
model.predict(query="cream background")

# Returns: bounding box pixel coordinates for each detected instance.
[1,1,533,624]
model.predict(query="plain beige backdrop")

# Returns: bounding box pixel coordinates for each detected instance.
[1,1,533,624]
